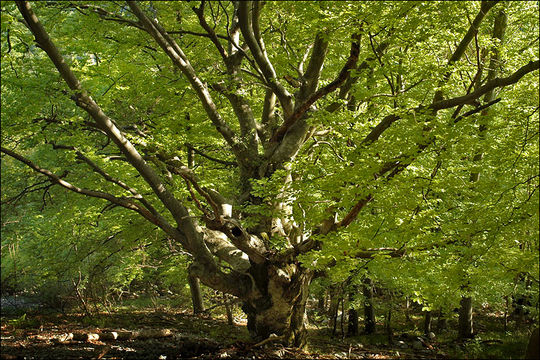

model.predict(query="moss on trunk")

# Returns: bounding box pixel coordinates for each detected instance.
[241,265,312,348]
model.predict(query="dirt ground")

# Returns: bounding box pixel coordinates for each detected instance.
[0,308,448,359]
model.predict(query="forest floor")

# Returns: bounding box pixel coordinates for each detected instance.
[0,298,534,359]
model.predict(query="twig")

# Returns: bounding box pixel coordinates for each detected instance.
[250,334,285,349]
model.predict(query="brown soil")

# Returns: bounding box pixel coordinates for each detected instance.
[0,308,452,359]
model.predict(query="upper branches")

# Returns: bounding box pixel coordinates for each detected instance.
[126,1,246,161]
[238,1,294,117]
[269,33,361,144]
[431,60,539,111]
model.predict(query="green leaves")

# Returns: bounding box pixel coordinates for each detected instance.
[1,1,538,318]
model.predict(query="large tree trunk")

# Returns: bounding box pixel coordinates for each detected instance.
[458,296,474,339]
[240,263,313,348]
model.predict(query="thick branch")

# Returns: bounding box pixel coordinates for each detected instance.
[432,60,538,111]
[192,2,228,64]
[433,0,500,102]
[202,229,252,272]
[337,195,373,228]
[450,1,500,65]
[361,114,400,145]
[260,90,277,143]
[189,261,251,298]
[210,82,259,153]
[270,33,361,143]
[362,60,539,145]
[296,32,330,104]
[325,40,390,114]
[205,217,267,264]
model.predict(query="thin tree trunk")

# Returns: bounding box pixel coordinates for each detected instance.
[187,146,194,168]
[458,296,474,339]
[386,307,393,344]
[363,277,375,334]
[504,296,508,332]
[188,272,204,314]
[318,295,325,313]
[405,297,411,323]
[424,310,432,336]
[223,292,233,325]
[347,289,359,336]
[458,8,507,343]
[437,308,447,332]
[328,286,340,333]
[324,291,330,312]
[525,328,539,360]
[340,295,345,338]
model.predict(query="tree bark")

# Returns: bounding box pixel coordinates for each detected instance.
[241,264,313,348]
[436,308,447,332]
[405,297,411,323]
[187,272,204,314]
[223,293,234,325]
[458,296,474,339]
[423,310,432,336]
[385,306,393,344]
[525,327,539,360]
[503,296,509,332]
[328,286,340,333]
[347,289,359,336]
[363,278,376,334]
[318,295,325,313]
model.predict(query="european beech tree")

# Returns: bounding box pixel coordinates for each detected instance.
[1,1,538,347]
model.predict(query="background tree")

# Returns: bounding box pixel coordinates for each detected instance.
[1,0,538,348]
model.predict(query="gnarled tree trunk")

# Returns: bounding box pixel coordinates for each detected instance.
[240,263,313,347]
